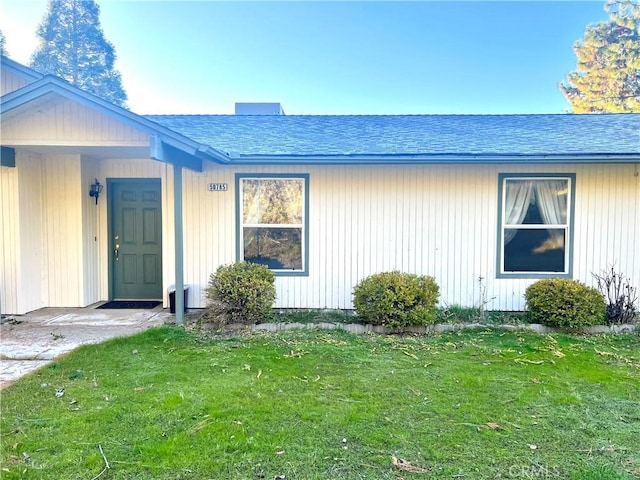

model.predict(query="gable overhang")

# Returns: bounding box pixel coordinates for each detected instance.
[226,153,640,165]
[0,56,43,83]
[0,75,230,171]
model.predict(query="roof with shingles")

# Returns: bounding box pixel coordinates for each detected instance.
[145,113,640,159]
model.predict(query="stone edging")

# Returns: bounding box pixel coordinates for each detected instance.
[250,322,638,335]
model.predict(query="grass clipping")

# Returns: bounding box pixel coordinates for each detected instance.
[392,455,429,473]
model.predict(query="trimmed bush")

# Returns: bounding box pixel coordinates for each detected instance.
[353,271,440,330]
[525,278,606,328]
[205,262,276,325]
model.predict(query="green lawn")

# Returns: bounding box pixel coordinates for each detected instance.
[1,327,639,479]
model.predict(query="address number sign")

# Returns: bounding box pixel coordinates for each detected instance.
[208,183,228,191]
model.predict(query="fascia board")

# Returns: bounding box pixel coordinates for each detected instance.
[227,153,640,165]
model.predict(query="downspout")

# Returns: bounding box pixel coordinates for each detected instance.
[173,162,185,324]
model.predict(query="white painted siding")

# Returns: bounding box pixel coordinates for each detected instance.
[1,98,149,146]
[81,157,101,305]
[1,152,91,313]
[0,69,30,96]
[16,153,46,313]
[40,155,84,307]
[0,165,20,314]
[179,162,640,311]
[572,164,640,289]
[0,151,49,314]
[181,165,236,308]
[3,155,638,314]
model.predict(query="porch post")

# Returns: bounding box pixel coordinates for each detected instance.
[173,162,185,324]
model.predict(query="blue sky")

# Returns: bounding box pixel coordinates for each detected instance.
[0,1,608,115]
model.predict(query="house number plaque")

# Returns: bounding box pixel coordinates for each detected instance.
[208,183,228,191]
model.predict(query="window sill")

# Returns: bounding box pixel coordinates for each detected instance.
[497,272,572,279]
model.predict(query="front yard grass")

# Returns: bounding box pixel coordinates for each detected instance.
[1,327,639,479]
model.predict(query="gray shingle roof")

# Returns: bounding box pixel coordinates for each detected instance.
[145,114,639,159]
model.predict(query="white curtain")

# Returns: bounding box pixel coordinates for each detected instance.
[504,180,534,244]
[535,180,567,225]
[535,180,567,247]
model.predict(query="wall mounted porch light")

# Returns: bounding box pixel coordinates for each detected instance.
[89,178,103,205]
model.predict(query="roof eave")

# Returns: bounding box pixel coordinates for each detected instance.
[196,145,231,165]
[226,153,640,165]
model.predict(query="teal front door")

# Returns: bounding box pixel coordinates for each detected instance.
[109,179,163,300]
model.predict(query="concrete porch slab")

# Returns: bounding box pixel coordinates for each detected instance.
[0,306,174,389]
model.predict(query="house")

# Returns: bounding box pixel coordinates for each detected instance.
[1,55,639,320]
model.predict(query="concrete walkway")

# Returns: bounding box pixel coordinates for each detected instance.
[0,306,174,389]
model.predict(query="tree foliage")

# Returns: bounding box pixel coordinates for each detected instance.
[0,29,7,56]
[30,0,127,107]
[560,0,640,113]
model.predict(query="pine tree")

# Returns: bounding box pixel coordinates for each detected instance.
[560,0,640,113]
[30,0,127,107]
[0,30,8,56]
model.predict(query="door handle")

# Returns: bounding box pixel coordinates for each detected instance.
[114,243,120,262]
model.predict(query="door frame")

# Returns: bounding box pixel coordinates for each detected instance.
[107,177,163,300]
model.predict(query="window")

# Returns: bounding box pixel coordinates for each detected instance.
[236,174,309,275]
[497,174,575,278]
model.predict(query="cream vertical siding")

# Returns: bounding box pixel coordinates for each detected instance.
[181,165,236,308]
[1,152,86,313]
[2,154,638,314]
[40,155,84,307]
[0,151,48,314]
[81,157,101,305]
[16,153,46,312]
[0,69,31,96]
[180,163,504,310]
[179,162,639,312]
[1,99,149,146]
[0,165,20,314]
[572,164,640,288]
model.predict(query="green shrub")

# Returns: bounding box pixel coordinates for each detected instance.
[524,278,606,328]
[205,262,276,325]
[353,271,439,330]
